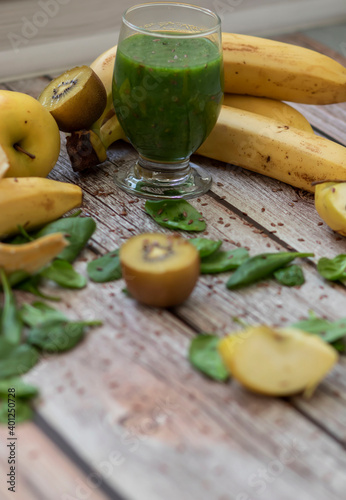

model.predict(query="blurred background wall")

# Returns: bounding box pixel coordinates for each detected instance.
[0,0,345,81]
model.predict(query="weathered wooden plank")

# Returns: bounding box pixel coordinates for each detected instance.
[18,257,346,500]
[0,423,111,500]
[2,35,346,500]
[194,155,346,260]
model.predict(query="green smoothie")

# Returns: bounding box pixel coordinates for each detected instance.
[113,33,223,162]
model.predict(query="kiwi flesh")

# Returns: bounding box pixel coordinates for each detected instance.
[38,66,107,132]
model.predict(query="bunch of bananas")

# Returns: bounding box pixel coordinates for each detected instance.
[64,32,346,194]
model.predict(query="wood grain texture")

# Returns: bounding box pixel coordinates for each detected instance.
[0,423,111,500]
[1,32,346,500]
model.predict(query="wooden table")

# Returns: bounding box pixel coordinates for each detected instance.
[1,32,346,500]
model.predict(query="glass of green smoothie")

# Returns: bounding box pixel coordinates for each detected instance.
[112,2,223,200]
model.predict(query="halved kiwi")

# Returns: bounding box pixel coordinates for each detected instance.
[120,233,200,308]
[38,66,107,132]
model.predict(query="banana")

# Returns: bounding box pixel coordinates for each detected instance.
[90,45,117,129]
[0,233,68,275]
[0,177,82,239]
[197,105,346,192]
[222,32,346,104]
[223,94,313,133]
[314,182,346,235]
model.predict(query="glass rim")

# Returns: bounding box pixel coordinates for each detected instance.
[122,2,221,38]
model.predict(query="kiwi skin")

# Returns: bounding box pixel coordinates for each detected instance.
[120,233,200,308]
[38,66,107,133]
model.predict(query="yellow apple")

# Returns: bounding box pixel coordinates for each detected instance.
[0,90,61,177]
[0,145,9,179]
[315,182,346,236]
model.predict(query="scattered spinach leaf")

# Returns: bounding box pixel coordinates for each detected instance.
[0,377,38,398]
[40,260,87,289]
[0,339,39,378]
[18,225,34,242]
[274,264,305,287]
[189,334,229,381]
[20,301,66,327]
[292,312,346,347]
[87,250,122,282]
[201,248,249,274]
[0,269,22,345]
[189,238,222,258]
[0,398,33,424]
[145,199,206,232]
[34,215,96,262]
[15,275,61,301]
[27,318,102,352]
[226,252,314,289]
[317,255,346,281]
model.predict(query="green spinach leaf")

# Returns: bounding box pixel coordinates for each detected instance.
[34,216,96,262]
[20,301,67,327]
[201,248,249,274]
[274,264,305,286]
[145,199,206,232]
[0,377,38,398]
[0,270,22,345]
[189,238,222,258]
[0,340,39,378]
[40,260,87,289]
[0,397,34,424]
[27,318,101,352]
[189,334,229,381]
[226,252,314,289]
[87,250,122,282]
[15,275,61,301]
[292,312,346,347]
[317,255,346,281]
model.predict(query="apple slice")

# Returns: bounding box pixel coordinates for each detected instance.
[218,325,338,397]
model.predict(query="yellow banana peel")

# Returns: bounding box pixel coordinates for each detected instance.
[0,233,68,275]
[222,32,346,104]
[197,105,346,192]
[223,94,313,133]
[0,177,82,239]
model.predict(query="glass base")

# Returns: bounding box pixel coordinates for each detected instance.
[113,157,212,200]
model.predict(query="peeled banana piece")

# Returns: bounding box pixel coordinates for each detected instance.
[222,32,346,104]
[0,177,82,239]
[197,105,346,192]
[0,233,68,275]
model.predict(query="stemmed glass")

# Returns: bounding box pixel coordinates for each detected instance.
[112,2,223,199]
